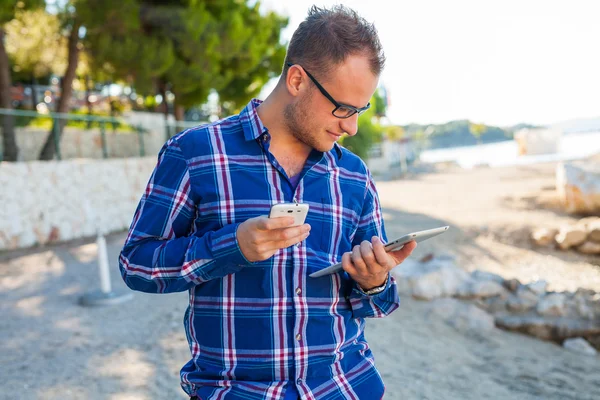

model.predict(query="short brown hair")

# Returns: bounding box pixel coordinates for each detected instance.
[283,5,385,81]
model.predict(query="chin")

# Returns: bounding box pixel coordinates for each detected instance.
[316,142,335,152]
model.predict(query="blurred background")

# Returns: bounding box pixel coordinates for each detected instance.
[1,1,599,399]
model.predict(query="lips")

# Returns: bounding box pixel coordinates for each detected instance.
[327,130,343,140]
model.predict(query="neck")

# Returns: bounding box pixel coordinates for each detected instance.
[257,87,312,159]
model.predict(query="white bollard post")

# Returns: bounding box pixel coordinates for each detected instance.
[96,233,112,294]
[79,231,133,307]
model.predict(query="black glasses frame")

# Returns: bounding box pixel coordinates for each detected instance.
[286,63,370,119]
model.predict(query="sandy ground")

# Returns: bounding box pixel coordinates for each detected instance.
[1,160,600,400]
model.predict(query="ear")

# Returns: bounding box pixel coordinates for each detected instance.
[285,65,307,98]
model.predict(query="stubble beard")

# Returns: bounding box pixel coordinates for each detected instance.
[283,92,333,153]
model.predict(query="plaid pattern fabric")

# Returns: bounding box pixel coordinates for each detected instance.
[119,99,399,400]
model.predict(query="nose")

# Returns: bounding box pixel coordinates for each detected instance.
[339,113,359,136]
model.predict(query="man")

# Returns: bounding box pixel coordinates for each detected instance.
[119,5,416,400]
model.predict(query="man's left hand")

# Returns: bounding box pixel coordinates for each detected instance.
[341,236,417,291]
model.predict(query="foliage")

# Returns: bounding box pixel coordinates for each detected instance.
[5,8,67,82]
[80,1,288,117]
[0,0,45,24]
[469,122,487,142]
[340,89,386,160]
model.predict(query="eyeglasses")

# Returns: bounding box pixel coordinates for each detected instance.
[286,63,370,119]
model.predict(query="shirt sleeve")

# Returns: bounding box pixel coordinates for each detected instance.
[348,171,401,319]
[118,140,252,294]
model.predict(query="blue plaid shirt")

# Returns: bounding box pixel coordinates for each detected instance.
[119,99,400,400]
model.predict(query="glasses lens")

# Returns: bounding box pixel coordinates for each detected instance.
[333,106,357,118]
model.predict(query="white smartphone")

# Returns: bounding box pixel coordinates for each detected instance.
[269,202,309,226]
[309,226,450,278]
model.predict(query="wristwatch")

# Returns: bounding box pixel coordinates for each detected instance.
[358,275,389,295]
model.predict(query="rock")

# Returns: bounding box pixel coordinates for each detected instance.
[457,280,506,299]
[427,298,496,332]
[503,278,521,293]
[531,228,558,247]
[471,270,505,284]
[563,337,598,356]
[587,219,600,242]
[476,294,509,314]
[507,288,539,313]
[586,335,600,351]
[573,296,595,320]
[527,280,548,295]
[393,255,471,300]
[495,314,600,341]
[555,225,588,250]
[537,293,568,316]
[556,161,600,214]
[577,241,600,255]
[577,216,600,229]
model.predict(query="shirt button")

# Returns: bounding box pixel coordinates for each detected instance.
[296,241,302,248]
[295,287,302,295]
[296,378,303,385]
[262,135,268,142]
[296,333,302,341]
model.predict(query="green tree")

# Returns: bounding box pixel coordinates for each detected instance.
[81,1,287,121]
[216,7,287,116]
[469,121,487,144]
[0,0,45,161]
[5,8,67,108]
[38,0,84,160]
[340,89,385,160]
[384,125,404,141]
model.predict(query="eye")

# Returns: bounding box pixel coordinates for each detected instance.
[333,106,356,118]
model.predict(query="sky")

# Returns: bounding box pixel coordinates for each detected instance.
[258,0,600,127]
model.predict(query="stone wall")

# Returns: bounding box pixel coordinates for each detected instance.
[4,126,167,162]
[0,158,157,251]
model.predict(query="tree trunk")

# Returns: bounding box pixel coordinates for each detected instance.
[38,20,81,160]
[157,79,171,138]
[174,102,185,135]
[30,74,39,109]
[0,28,18,161]
[85,74,92,129]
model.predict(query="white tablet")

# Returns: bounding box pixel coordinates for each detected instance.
[309,226,449,278]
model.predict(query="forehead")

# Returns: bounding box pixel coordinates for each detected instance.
[324,54,379,106]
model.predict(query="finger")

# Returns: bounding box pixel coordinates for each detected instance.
[359,240,377,267]
[351,244,367,272]
[258,215,296,230]
[388,240,417,264]
[341,252,356,274]
[371,236,389,266]
[271,226,311,249]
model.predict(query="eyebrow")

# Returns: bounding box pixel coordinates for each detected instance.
[301,66,366,110]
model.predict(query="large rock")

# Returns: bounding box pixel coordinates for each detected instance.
[507,287,539,313]
[393,255,472,300]
[531,228,558,247]
[457,279,506,299]
[555,225,588,250]
[578,241,600,255]
[537,293,568,316]
[556,161,600,214]
[495,314,600,341]
[427,298,496,332]
[563,337,598,356]
[587,219,600,242]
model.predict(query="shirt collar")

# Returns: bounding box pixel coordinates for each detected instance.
[239,99,343,160]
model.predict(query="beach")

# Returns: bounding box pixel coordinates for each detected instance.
[1,160,599,400]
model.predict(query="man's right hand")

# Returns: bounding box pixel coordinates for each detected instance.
[237,216,311,262]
